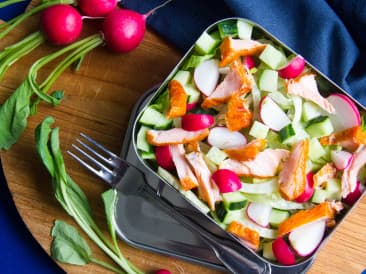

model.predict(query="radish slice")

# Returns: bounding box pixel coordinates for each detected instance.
[288,220,326,256]
[343,181,364,205]
[207,127,247,149]
[211,169,242,193]
[244,56,256,69]
[246,202,272,227]
[154,145,175,171]
[181,113,214,131]
[186,102,198,112]
[331,150,353,170]
[272,237,296,265]
[193,59,220,96]
[278,55,305,79]
[259,96,291,131]
[295,172,315,203]
[327,93,361,132]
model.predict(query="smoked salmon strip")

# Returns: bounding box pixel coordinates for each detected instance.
[219,36,266,67]
[286,74,335,113]
[278,139,309,201]
[185,151,221,210]
[225,90,253,131]
[278,201,343,236]
[224,139,267,162]
[319,126,366,151]
[219,148,289,178]
[341,145,366,198]
[313,163,337,188]
[227,221,260,250]
[201,59,252,109]
[146,128,209,146]
[166,80,188,119]
[170,144,199,191]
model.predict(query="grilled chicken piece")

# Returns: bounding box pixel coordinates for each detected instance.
[146,128,209,146]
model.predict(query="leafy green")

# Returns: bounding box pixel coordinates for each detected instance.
[35,117,143,274]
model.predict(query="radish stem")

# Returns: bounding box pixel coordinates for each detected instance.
[0,0,26,8]
[144,0,173,18]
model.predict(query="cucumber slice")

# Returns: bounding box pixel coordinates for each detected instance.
[182,53,215,70]
[173,70,191,85]
[259,44,287,70]
[262,241,276,261]
[258,69,278,92]
[141,151,155,160]
[218,21,238,38]
[306,116,334,138]
[309,138,326,161]
[136,126,152,152]
[311,188,328,203]
[279,123,296,142]
[222,192,248,210]
[195,31,220,55]
[139,106,172,129]
[184,84,200,103]
[206,146,227,165]
[269,208,290,227]
[302,101,324,122]
[237,20,253,39]
[215,202,244,224]
[249,121,269,139]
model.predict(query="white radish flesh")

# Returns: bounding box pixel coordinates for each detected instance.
[246,202,272,227]
[193,59,220,96]
[259,96,291,131]
[331,150,353,170]
[207,127,247,149]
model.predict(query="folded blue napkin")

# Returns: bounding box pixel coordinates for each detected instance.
[124,0,366,106]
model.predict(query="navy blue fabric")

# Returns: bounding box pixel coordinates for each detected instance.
[124,0,366,107]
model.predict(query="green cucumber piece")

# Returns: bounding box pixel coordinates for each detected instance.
[141,151,155,160]
[194,31,220,55]
[269,208,290,227]
[279,123,296,142]
[139,106,172,129]
[222,192,248,210]
[218,21,238,38]
[184,84,200,103]
[136,126,152,152]
[306,115,334,138]
[302,101,324,122]
[249,121,270,139]
[309,138,326,161]
[206,146,227,165]
[215,202,244,224]
[173,70,191,85]
[237,20,253,39]
[258,69,278,92]
[262,241,276,261]
[311,188,328,203]
[182,53,215,70]
[259,44,287,70]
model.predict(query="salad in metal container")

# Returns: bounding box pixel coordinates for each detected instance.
[134,18,366,265]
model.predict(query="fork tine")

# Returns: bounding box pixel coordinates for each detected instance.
[80,133,119,159]
[75,137,114,167]
[68,144,115,184]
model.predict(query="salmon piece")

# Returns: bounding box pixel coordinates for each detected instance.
[185,151,221,210]
[219,148,290,178]
[319,126,366,151]
[286,74,335,113]
[225,90,253,131]
[278,139,309,201]
[341,145,366,198]
[227,221,260,250]
[278,201,343,236]
[170,144,199,191]
[224,139,267,161]
[313,163,337,188]
[201,59,252,109]
[146,128,209,146]
[219,36,265,67]
[166,80,188,119]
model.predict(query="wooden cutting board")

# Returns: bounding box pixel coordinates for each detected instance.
[1,1,365,273]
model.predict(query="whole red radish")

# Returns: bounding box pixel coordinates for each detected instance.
[181,113,214,131]
[155,145,175,171]
[272,237,296,265]
[155,269,171,274]
[278,55,305,79]
[102,0,173,53]
[79,0,118,17]
[211,169,242,193]
[40,4,83,46]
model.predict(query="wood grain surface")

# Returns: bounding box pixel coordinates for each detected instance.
[1,2,365,274]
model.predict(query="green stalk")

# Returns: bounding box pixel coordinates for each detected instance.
[0,31,44,81]
[0,0,75,40]
[0,0,26,8]
[90,257,125,274]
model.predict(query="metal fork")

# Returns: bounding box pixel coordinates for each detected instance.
[68,133,270,274]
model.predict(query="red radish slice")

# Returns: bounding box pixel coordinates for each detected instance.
[288,219,326,256]
[327,93,361,131]
[259,96,291,131]
[343,181,364,205]
[207,127,247,149]
[331,150,353,170]
[181,113,214,131]
[193,59,220,96]
[272,237,296,265]
[295,172,315,203]
[211,169,242,193]
[186,102,198,112]
[244,56,256,69]
[278,55,305,79]
[154,145,175,171]
[246,202,272,227]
